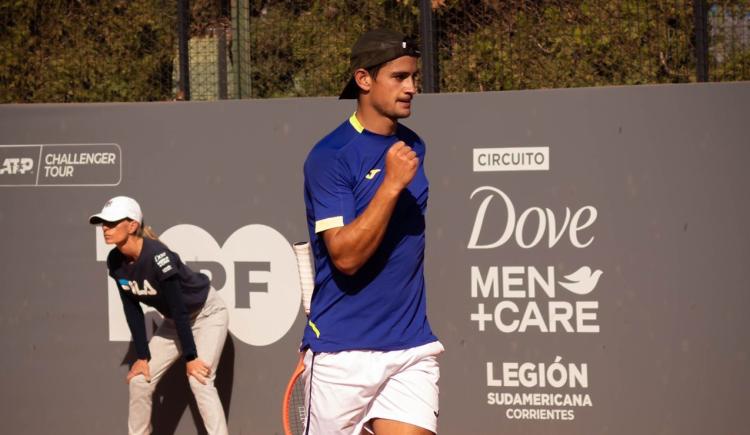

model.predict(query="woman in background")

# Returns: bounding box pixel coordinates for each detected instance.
[89,196,229,435]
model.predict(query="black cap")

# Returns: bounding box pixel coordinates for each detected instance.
[339,29,421,99]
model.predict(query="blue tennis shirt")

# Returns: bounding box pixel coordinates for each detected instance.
[301,114,437,352]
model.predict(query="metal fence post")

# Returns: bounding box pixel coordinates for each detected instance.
[218,26,228,100]
[693,0,709,82]
[419,0,439,93]
[233,0,242,99]
[177,0,191,100]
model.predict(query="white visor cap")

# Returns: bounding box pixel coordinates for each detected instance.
[89,196,143,224]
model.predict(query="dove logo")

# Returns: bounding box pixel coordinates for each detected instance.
[97,224,301,346]
[558,267,602,296]
[471,266,602,299]
[467,186,597,249]
[470,265,601,333]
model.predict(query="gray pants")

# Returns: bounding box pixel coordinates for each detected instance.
[128,289,229,435]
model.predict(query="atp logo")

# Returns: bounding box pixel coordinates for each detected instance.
[97,224,302,346]
[0,157,34,175]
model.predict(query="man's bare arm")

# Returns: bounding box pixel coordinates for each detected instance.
[323,141,418,275]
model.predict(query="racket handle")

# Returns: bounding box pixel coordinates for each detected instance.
[293,241,315,316]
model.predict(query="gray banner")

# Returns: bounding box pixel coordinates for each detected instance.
[1,82,748,434]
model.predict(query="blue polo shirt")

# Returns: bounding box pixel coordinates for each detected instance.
[301,114,437,352]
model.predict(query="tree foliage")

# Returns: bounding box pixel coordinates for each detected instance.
[0,0,747,102]
[0,0,176,103]
[246,0,419,98]
[437,0,699,92]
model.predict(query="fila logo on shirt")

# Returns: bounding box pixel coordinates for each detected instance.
[118,278,157,296]
[98,223,301,347]
[365,168,381,180]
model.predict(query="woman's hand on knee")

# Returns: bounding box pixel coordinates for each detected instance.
[186,358,211,385]
[126,359,151,384]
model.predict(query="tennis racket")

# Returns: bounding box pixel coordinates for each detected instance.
[282,241,315,435]
[282,353,307,435]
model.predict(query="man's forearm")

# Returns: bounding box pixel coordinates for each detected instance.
[324,181,402,275]
[324,140,418,275]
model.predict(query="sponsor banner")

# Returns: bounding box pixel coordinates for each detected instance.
[1,83,748,434]
[470,265,601,334]
[0,143,121,186]
[466,148,601,423]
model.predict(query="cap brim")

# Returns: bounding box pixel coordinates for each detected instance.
[89,211,126,225]
[338,77,360,100]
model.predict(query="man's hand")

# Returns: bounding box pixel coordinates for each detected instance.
[186,358,212,385]
[383,141,418,193]
[126,359,151,384]
[322,141,419,276]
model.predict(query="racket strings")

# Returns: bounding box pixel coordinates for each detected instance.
[289,376,307,434]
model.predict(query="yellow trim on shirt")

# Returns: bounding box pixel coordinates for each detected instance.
[349,113,364,133]
[308,320,321,338]
[315,216,344,233]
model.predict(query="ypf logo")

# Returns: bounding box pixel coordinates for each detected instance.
[97,224,301,346]
[0,157,34,175]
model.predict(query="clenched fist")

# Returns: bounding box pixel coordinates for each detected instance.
[383,141,418,192]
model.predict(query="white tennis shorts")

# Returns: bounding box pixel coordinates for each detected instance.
[302,340,444,435]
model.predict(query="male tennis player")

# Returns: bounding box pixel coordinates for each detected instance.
[301,29,443,435]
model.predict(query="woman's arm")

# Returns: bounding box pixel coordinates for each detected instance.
[161,276,213,384]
